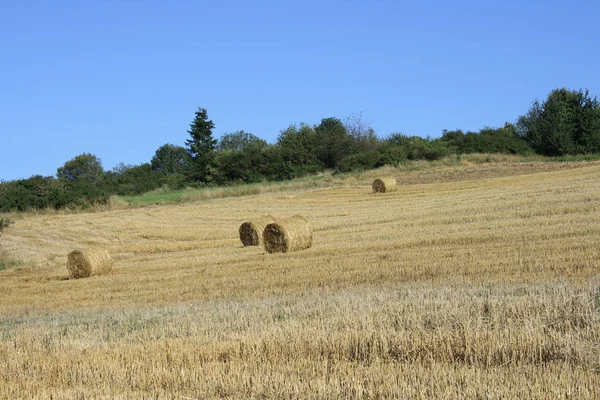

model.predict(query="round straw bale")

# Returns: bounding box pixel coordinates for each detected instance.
[67,248,113,279]
[239,215,276,246]
[263,215,312,253]
[372,177,397,193]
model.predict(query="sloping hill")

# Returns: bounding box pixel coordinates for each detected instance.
[0,161,599,398]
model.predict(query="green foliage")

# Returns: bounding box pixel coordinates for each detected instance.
[277,124,319,167]
[384,134,453,161]
[253,146,300,181]
[151,144,191,175]
[185,107,217,182]
[59,181,111,209]
[212,144,297,185]
[517,88,600,156]
[440,124,533,155]
[315,117,354,169]
[385,133,412,147]
[57,153,104,183]
[160,173,187,190]
[213,150,257,184]
[0,176,68,212]
[218,130,268,152]
[337,150,382,172]
[110,163,163,195]
[379,146,409,167]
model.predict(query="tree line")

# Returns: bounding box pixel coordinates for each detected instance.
[2,87,600,212]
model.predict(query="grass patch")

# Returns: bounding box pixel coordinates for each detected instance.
[120,174,332,206]
[551,154,600,162]
[0,251,22,271]
[0,217,14,232]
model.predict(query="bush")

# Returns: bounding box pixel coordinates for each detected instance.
[337,150,382,172]
[0,250,22,270]
[0,217,13,232]
[161,173,187,190]
[0,176,67,212]
[378,146,408,167]
[382,134,455,162]
[404,137,454,160]
[441,125,534,155]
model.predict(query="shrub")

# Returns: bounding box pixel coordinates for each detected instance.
[337,150,382,172]
[0,217,13,232]
[378,146,408,167]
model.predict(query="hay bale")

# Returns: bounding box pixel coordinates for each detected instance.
[372,177,397,193]
[67,248,112,279]
[239,215,276,246]
[263,215,312,253]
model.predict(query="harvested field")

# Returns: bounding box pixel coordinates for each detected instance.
[1,161,599,399]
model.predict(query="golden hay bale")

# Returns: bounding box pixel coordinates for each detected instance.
[67,248,113,279]
[239,215,276,246]
[372,177,397,193]
[263,215,312,253]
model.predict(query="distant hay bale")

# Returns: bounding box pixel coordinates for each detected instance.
[263,215,312,253]
[372,177,397,193]
[67,248,113,279]
[239,215,276,246]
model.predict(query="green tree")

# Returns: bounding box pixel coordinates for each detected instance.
[151,144,191,175]
[116,163,162,195]
[218,130,267,152]
[212,131,272,184]
[185,107,217,182]
[315,117,354,169]
[276,123,319,167]
[517,88,600,155]
[57,153,104,183]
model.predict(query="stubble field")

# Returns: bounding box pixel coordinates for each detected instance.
[1,160,599,399]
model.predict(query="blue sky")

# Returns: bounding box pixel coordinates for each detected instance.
[1,0,599,181]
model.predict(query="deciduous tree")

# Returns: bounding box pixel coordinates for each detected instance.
[517,88,600,155]
[57,153,104,183]
[151,144,191,175]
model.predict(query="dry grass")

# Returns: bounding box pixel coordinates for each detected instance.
[1,161,600,398]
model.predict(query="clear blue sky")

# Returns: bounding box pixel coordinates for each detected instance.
[1,0,599,181]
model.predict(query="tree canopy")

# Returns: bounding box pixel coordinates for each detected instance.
[57,153,104,183]
[151,144,191,175]
[517,88,600,155]
[185,107,217,182]
[218,130,267,152]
